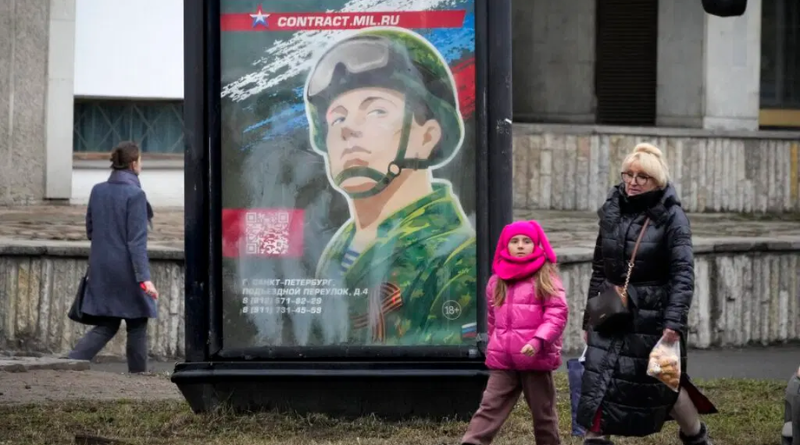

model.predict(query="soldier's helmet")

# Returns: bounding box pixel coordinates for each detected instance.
[304,27,465,171]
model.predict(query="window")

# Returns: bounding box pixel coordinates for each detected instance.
[73,100,184,155]
[760,0,800,127]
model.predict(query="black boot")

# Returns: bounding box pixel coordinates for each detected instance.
[679,422,712,445]
[583,438,614,445]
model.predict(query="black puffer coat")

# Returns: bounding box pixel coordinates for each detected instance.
[577,183,704,437]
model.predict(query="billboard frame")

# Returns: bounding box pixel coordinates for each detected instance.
[173,0,513,418]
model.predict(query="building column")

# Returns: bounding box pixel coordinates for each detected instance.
[657,0,706,128]
[702,0,762,130]
[657,0,762,130]
[45,0,75,199]
[0,0,49,204]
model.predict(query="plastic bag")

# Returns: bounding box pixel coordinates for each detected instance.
[567,345,589,437]
[647,337,681,392]
[567,358,586,436]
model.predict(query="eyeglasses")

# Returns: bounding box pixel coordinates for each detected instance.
[621,172,652,186]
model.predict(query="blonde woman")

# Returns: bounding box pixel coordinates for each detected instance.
[577,144,717,445]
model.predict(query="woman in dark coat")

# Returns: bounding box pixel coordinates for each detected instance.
[67,141,159,373]
[577,143,716,445]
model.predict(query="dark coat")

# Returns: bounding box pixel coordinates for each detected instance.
[576,183,713,437]
[83,170,157,320]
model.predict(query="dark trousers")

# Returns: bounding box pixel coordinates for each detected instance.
[68,317,148,373]
[462,370,561,445]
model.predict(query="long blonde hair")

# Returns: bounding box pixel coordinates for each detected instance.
[493,262,560,306]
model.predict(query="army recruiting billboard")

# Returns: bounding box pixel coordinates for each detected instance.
[218,0,478,350]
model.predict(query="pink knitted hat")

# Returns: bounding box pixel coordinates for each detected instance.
[492,220,557,281]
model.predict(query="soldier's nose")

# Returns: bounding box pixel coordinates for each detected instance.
[342,126,361,140]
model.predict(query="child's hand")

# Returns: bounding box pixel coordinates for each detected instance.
[520,344,536,357]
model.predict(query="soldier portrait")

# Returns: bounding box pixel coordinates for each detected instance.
[304,27,477,346]
[218,1,479,350]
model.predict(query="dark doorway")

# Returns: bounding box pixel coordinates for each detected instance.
[595,0,659,125]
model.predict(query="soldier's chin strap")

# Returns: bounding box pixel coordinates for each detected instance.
[334,98,433,200]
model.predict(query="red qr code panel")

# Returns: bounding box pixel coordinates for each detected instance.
[221,208,304,258]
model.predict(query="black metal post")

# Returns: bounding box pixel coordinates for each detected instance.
[473,0,490,351]
[205,0,223,357]
[487,0,514,248]
[182,0,209,363]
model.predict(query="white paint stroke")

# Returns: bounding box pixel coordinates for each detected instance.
[221,0,459,102]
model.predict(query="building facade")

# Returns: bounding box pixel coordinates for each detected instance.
[0,0,797,207]
[513,0,799,130]
[0,0,183,206]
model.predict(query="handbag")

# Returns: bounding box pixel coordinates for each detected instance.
[68,269,100,325]
[585,218,650,331]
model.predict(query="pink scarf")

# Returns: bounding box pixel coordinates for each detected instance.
[492,220,557,281]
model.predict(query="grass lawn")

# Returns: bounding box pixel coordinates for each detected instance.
[0,374,786,445]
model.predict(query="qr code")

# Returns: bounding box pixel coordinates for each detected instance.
[244,211,290,255]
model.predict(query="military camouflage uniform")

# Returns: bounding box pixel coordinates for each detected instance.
[316,183,476,346]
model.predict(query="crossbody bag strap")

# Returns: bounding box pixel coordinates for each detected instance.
[621,218,650,296]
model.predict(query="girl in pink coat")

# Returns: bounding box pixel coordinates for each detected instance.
[462,220,569,445]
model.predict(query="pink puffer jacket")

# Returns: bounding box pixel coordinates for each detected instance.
[484,274,569,371]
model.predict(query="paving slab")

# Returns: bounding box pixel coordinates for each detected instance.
[0,356,90,373]
[515,209,800,249]
[78,344,800,381]
[1,205,799,250]
[0,345,794,407]
[0,369,181,405]
[0,205,183,249]
[562,344,800,381]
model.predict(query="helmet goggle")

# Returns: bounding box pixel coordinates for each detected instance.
[307,38,392,98]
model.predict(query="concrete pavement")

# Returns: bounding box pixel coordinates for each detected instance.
[670,345,799,381]
[86,344,800,381]
[0,356,89,372]
[0,205,184,249]
[1,205,799,250]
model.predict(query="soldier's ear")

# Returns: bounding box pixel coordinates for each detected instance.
[418,119,442,159]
